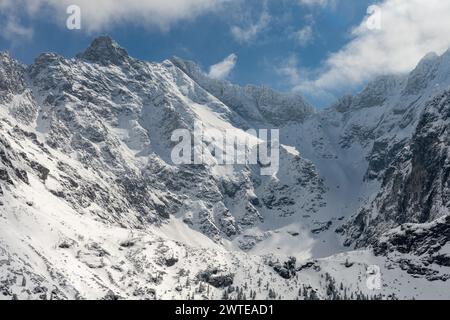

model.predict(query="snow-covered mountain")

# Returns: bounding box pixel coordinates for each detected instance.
[0,36,449,300]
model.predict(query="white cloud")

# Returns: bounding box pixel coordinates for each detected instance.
[298,0,336,8]
[231,11,270,44]
[208,53,237,80]
[294,0,450,105]
[276,55,302,85]
[293,25,314,46]
[0,0,37,42]
[0,0,229,32]
[0,16,33,43]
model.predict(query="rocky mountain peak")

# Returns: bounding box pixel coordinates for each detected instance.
[402,51,440,95]
[170,56,203,77]
[0,51,22,70]
[0,51,26,95]
[171,56,314,126]
[0,51,12,63]
[76,35,130,66]
[351,74,404,109]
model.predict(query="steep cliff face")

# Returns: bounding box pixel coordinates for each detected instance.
[340,90,450,247]
[0,53,27,96]
[380,91,450,223]
[324,51,450,249]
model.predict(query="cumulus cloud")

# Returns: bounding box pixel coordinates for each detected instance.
[294,0,450,105]
[230,11,270,44]
[0,0,228,32]
[208,54,237,80]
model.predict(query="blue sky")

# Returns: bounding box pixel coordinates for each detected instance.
[1,0,450,108]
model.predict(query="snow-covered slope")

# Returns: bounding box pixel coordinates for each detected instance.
[0,37,449,300]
